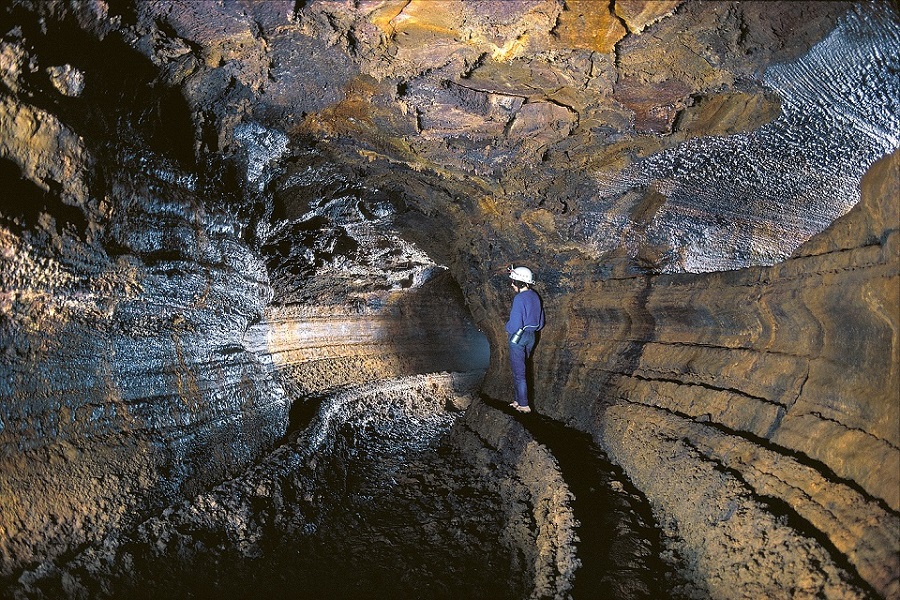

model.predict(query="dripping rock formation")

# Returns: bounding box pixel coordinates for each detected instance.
[0,1,898,598]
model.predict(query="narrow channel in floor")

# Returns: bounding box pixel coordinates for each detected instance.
[480,395,677,600]
[20,375,675,600]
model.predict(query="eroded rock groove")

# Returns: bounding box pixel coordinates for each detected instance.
[1,1,898,598]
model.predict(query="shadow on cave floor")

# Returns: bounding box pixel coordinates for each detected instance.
[480,395,675,600]
[100,378,525,600]
[11,378,674,600]
[128,444,520,600]
[219,444,521,600]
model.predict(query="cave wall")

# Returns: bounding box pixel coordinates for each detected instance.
[0,60,288,580]
[244,147,491,403]
[247,275,489,402]
[0,1,488,581]
[515,150,899,597]
[1,0,898,597]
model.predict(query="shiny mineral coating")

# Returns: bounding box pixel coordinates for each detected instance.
[1,1,898,598]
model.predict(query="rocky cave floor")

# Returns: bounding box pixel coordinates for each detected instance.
[9,373,676,600]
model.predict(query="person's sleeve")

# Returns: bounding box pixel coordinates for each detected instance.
[505,295,524,335]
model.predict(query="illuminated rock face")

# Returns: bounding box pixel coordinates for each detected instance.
[0,1,898,598]
[0,2,488,581]
[531,152,899,598]
[0,131,289,576]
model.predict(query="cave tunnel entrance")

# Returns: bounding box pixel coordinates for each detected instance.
[198,182,667,599]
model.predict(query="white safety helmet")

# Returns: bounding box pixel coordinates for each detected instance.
[509,266,535,285]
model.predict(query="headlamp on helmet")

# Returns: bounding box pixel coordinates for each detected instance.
[508,265,535,285]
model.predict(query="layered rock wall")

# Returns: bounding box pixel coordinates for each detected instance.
[518,152,900,597]
[0,19,286,560]
[246,271,490,402]
[0,144,288,578]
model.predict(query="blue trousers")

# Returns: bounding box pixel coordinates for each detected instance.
[509,331,535,407]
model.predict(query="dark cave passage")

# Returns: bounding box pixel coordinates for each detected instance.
[482,395,673,600]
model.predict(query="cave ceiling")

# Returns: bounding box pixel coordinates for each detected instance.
[2,0,899,285]
[1,3,899,596]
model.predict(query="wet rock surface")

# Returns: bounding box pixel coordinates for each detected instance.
[520,150,900,599]
[6,375,668,600]
[0,104,287,587]
[1,1,898,598]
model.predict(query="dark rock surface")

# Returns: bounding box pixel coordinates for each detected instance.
[1,1,898,598]
[8,374,514,599]
[529,149,900,599]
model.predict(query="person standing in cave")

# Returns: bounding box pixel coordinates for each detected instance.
[506,265,545,413]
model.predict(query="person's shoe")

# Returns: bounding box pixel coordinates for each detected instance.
[509,401,519,408]
[515,404,532,413]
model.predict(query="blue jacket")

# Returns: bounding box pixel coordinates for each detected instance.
[505,289,545,336]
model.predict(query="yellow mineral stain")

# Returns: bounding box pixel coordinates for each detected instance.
[369,0,411,36]
[374,0,461,40]
[491,34,529,62]
[615,0,683,34]
[554,0,626,53]
[303,76,389,139]
[477,195,504,218]
[523,208,558,238]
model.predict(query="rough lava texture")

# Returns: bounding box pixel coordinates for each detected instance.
[549,149,900,599]
[11,373,517,599]
[450,398,581,600]
[1,1,898,598]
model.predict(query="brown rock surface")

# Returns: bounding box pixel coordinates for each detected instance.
[528,150,900,598]
[1,0,898,598]
[450,398,580,600]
